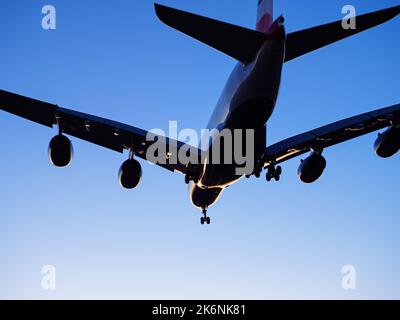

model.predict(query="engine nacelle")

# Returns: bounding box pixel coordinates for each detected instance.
[118,159,142,189]
[48,135,73,167]
[374,126,400,158]
[298,152,327,184]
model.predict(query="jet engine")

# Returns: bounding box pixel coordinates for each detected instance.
[48,135,73,167]
[298,151,327,184]
[118,159,142,189]
[374,126,400,158]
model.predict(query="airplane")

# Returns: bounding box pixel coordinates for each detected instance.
[0,1,399,225]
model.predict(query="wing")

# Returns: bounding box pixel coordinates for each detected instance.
[261,103,400,168]
[0,89,201,174]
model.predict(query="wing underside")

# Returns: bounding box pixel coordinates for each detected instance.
[0,89,200,175]
[261,103,400,168]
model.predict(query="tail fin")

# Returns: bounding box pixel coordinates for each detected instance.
[155,4,267,64]
[256,0,273,33]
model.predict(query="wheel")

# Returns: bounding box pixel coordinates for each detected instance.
[185,175,190,184]
[206,217,211,225]
[274,166,282,181]
[201,217,205,225]
[266,173,272,182]
[255,172,261,178]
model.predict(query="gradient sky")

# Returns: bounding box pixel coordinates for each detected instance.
[0,0,399,299]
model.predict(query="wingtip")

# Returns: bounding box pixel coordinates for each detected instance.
[380,5,400,23]
[383,5,400,18]
[154,3,162,18]
[154,3,169,18]
[154,3,174,24]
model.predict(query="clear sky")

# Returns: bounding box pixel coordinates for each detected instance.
[0,0,399,299]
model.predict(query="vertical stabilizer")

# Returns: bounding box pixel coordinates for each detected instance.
[256,0,273,33]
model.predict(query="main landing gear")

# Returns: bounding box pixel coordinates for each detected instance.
[248,162,283,182]
[184,167,199,184]
[266,163,282,182]
[200,208,211,225]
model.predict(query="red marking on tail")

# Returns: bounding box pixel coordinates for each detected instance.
[256,0,273,33]
[256,13,273,33]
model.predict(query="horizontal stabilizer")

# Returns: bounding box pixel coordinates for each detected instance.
[285,5,400,62]
[155,3,267,64]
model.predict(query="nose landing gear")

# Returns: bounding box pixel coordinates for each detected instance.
[200,208,211,225]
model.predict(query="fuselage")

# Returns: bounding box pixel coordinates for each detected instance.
[189,25,286,210]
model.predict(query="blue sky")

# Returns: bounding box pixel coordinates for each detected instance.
[0,0,399,299]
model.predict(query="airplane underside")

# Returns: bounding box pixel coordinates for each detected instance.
[0,3,398,225]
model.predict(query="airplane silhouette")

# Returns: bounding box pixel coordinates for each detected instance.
[1,1,399,224]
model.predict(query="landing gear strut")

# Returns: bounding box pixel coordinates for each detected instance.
[200,208,211,225]
[266,163,282,182]
[253,167,262,178]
